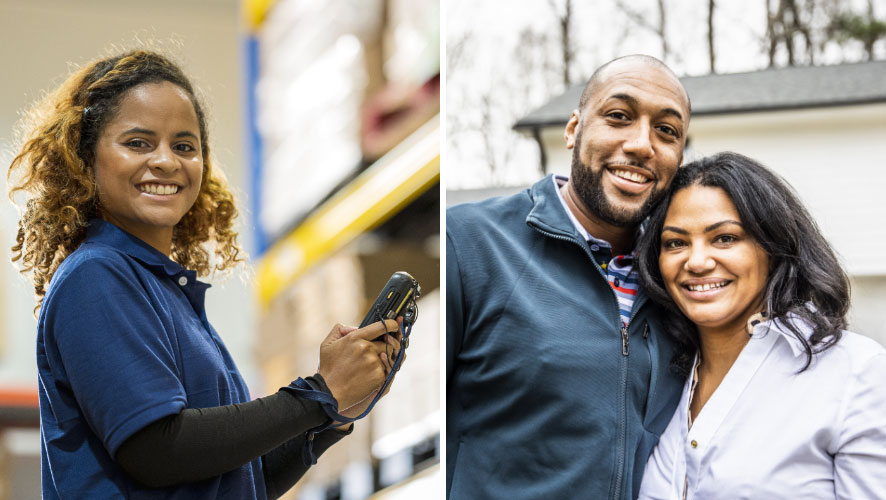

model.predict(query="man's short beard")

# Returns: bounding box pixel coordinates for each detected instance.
[569,130,665,228]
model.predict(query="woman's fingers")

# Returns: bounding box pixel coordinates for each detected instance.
[321,323,357,344]
[380,352,393,373]
[350,319,399,341]
[380,352,405,397]
[372,333,401,354]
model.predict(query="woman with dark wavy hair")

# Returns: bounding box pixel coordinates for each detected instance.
[635,152,886,499]
[9,50,402,499]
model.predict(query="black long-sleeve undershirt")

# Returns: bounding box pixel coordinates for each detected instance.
[261,423,351,498]
[115,375,351,498]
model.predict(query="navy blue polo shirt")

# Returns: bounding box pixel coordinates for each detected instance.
[37,219,265,499]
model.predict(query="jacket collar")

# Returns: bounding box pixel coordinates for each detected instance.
[525,175,651,311]
[526,174,584,242]
[527,174,642,253]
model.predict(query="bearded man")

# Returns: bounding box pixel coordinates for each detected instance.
[446,55,692,500]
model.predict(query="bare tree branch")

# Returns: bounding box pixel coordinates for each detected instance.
[616,0,670,60]
[767,0,778,66]
[546,0,576,86]
[708,0,717,73]
[765,0,829,67]
[659,0,669,60]
[446,31,471,80]
[786,0,815,64]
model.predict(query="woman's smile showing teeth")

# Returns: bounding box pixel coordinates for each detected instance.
[137,183,181,195]
[684,280,731,293]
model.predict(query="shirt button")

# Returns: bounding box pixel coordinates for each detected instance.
[614,278,620,287]
[690,440,698,448]
[178,276,188,286]
[590,244,600,251]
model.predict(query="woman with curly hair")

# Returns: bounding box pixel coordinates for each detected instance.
[9,50,402,499]
[635,152,886,499]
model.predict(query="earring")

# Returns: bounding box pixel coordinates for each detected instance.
[746,311,769,335]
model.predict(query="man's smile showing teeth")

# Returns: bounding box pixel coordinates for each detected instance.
[610,168,650,184]
[685,281,730,292]
[138,183,180,195]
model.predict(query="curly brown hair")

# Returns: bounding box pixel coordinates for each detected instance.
[8,50,243,309]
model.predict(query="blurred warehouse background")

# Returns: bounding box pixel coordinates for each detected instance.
[0,0,440,498]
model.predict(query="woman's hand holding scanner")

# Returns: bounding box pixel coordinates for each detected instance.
[338,352,406,421]
[337,318,405,421]
[318,319,401,411]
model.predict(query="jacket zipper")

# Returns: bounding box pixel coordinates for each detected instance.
[621,324,629,355]
[614,300,646,499]
[620,298,647,356]
[532,225,645,500]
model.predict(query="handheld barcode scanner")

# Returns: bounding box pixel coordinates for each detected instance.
[290,271,421,466]
[360,271,420,349]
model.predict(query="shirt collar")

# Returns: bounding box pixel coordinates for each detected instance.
[85,219,186,278]
[749,313,817,359]
[553,175,597,244]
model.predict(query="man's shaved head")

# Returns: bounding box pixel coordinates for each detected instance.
[578,55,690,115]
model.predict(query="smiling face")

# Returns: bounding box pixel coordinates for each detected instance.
[658,185,770,336]
[565,59,689,227]
[92,81,203,254]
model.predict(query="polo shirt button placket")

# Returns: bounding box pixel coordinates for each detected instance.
[178,276,188,286]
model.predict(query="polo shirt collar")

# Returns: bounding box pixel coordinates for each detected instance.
[85,219,188,278]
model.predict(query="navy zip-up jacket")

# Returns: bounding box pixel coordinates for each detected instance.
[446,175,683,499]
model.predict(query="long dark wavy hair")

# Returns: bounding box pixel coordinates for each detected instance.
[636,152,849,374]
